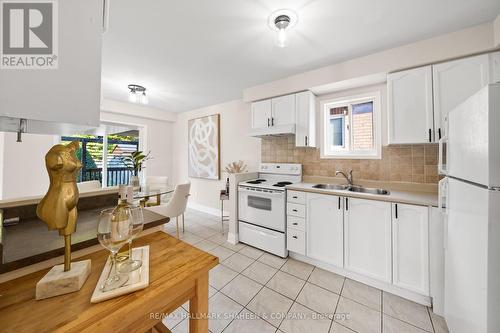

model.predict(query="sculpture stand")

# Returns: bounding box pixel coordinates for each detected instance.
[36,259,91,300]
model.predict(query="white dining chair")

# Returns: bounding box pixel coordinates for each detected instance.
[146,176,169,188]
[145,176,169,205]
[145,182,191,239]
[77,180,101,192]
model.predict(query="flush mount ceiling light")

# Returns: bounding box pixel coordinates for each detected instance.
[268,9,298,48]
[128,84,148,105]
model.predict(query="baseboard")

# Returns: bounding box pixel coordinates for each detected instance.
[289,252,431,307]
[187,202,228,217]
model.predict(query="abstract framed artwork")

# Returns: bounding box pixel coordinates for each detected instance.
[188,114,220,180]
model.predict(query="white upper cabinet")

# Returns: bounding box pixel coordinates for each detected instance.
[0,0,103,127]
[272,94,296,126]
[295,91,316,147]
[251,99,272,129]
[388,66,434,144]
[344,197,392,283]
[432,54,490,139]
[306,193,343,267]
[392,203,430,295]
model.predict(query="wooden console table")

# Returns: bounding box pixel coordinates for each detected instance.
[0,231,219,333]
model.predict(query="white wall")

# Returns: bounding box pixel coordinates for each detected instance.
[243,22,497,102]
[172,99,261,213]
[0,132,58,199]
[495,14,500,47]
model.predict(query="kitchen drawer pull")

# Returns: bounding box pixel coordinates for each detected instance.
[292,222,298,225]
[292,236,298,239]
[292,209,298,212]
[292,196,298,199]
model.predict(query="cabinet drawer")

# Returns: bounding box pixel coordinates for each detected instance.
[287,216,305,231]
[287,203,306,218]
[287,190,306,204]
[287,228,306,255]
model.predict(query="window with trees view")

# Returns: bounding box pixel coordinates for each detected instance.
[321,92,381,159]
[61,133,139,186]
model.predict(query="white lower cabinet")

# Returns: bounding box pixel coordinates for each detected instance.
[287,228,306,255]
[392,203,430,295]
[306,193,344,267]
[344,197,392,283]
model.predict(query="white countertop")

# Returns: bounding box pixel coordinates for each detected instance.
[0,187,119,209]
[287,182,438,207]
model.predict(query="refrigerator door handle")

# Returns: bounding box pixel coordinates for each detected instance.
[438,177,448,214]
[438,135,448,175]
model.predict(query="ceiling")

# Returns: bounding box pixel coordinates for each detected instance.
[101,0,500,113]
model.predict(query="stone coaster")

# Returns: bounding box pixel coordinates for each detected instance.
[36,259,91,300]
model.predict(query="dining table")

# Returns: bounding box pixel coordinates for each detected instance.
[134,186,175,207]
[0,231,219,333]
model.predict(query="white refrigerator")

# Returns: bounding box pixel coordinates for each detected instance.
[439,83,500,333]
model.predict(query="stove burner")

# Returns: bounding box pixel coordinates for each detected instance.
[247,179,267,184]
[273,181,293,187]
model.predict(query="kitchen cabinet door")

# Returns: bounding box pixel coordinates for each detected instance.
[251,99,272,129]
[0,0,103,127]
[433,54,490,139]
[392,203,429,295]
[271,94,296,126]
[345,197,392,283]
[295,91,316,147]
[306,193,344,267]
[387,66,434,144]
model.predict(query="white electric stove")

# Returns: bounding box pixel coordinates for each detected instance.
[238,163,302,257]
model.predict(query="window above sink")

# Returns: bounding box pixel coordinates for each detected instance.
[320,91,381,159]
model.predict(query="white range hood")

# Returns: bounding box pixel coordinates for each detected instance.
[248,124,295,137]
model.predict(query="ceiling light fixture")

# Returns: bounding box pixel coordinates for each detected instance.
[128,84,148,105]
[268,9,298,48]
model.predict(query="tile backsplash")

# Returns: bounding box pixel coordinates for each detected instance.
[261,136,439,184]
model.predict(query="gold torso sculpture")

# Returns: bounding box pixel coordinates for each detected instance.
[36,141,82,271]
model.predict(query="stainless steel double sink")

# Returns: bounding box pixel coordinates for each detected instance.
[312,184,390,195]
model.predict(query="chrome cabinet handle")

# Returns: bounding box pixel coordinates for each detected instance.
[292,236,298,239]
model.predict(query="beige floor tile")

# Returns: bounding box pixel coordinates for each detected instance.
[221,274,263,306]
[222,252,255,272]
[241,260,278,284]
[279,302,332,333]
[209,264,238,290]
[258,252,288,269]
[341,278,382,311]
[208,292,243,333]
[207,233,228,245]
[162,306,189,329]
[296,282,339,316]
[223,308,276,333]
[194,239,219,252]
[239,245,265,259]
[178,232,203,245]
[171,318,188,333]
[308,267,345,294]
[267,270,306,299]
[335,296,381,333]
[329,322,356,333]
[220,241,246,252]
[383,292,433,332]
[430,310,449,333]
[383,314,430,333]
[207,246,235,261]
[247,287,294,327]
[281,259,315,280]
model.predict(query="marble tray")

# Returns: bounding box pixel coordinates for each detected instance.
[90,245,149,303]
